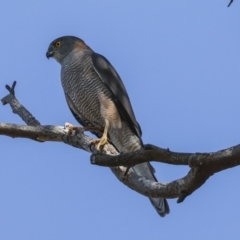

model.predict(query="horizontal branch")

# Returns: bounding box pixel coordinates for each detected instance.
[91,144,191,166]
[1,81,240,204]
[0,123,64,141]
[91,142,240,202]
[91,143,240,173]
[0,122,117,154]
[1,121,239,202]
[0,120,212,201]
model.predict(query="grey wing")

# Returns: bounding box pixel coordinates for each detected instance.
[91,53,170,217]
[91,52,142,139]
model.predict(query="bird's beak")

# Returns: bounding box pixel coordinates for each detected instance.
[46,51,54,59]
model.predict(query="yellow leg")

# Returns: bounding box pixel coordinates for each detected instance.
[96,119,109,150]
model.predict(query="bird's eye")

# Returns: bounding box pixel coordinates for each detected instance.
[55,41,62,47]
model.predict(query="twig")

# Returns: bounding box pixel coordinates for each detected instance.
[1,81,40,126]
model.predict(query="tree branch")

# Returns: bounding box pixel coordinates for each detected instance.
[2,81,40,126]
[1,81,240,204]
[92,143,240,173]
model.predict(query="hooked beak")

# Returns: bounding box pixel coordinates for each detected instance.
[46,51,54,59]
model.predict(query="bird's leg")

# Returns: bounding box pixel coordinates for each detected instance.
[65,122,103,136]
[65,122,86,136]
[92,119,109,151]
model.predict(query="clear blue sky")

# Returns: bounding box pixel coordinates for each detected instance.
[0,1,239,239]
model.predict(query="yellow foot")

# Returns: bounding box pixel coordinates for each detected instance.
[92,136,109,151]
[92,119,110,151]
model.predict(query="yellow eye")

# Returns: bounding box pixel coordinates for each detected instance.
[55,41,62,47]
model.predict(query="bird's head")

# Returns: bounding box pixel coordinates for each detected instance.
[46,36,90,63]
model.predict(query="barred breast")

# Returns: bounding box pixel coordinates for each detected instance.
[61,49,142,153]
[61,49,105,130]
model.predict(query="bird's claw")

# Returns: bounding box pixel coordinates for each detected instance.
[92,136,109,151]
[65,122,84,136]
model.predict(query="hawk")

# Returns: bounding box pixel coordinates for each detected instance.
[46,36,169,217]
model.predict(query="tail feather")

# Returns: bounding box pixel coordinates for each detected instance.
[149,197,170,217]
[109,125,169,217]
[133,162,170,217]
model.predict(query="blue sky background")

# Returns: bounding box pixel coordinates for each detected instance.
[0,1,239,239]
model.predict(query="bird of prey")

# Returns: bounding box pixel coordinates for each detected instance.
[46,36,169,217]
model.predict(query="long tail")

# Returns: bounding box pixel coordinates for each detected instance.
[133,162,170,217]
[109,124,170,217]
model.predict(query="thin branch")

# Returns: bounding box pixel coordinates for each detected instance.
[2,82,40,126]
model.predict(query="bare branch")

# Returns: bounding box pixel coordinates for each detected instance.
[0,121,213,201]
[1,81,240,204]
[2,82,40,126]
[92,144,240,202]
[91,145,190,166]
[91,143,240,172]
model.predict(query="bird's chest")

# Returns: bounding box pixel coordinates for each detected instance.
[62,65,102,100]
[61,57,106,124]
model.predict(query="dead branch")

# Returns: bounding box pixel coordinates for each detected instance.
[1,81,240,203]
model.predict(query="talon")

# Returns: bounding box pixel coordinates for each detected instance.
[92,136,109,151]
[65,122,73,129]
[65,122,84,136]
